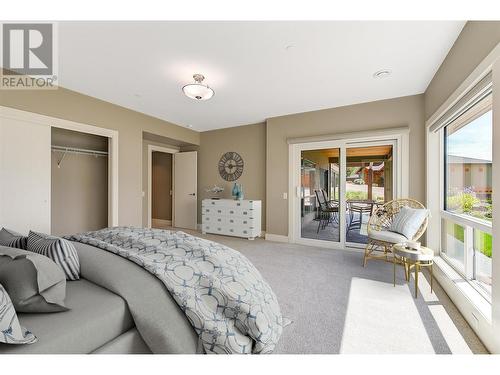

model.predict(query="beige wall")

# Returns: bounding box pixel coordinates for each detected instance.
[197,123,266,228]
[0,87,199,227]
[266,94,425,236]
[425,21,500,119]
[51,128,108,236]
[152,152,173,221]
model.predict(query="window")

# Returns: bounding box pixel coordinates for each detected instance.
[445,109,492,221]
[441,219,465,270]
[441,94,492,297]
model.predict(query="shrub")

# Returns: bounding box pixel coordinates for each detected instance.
[447,192,480,213]
[345,191,367,200]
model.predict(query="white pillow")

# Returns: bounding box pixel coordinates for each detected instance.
[0,283,37,345]
[389,206,429,240]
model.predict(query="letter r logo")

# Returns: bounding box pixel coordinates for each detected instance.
[2,23,53,75]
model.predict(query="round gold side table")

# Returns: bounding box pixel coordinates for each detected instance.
[393,243,434,298]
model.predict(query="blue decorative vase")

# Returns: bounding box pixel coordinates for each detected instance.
[232,183,239,199]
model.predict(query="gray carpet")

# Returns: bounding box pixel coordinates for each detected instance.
[180,229,488,354]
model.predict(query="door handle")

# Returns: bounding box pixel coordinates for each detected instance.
[188,193,196,196]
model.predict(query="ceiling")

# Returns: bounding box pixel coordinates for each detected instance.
[58,21,465,132]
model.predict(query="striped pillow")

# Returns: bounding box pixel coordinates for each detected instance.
[0,228,28,249]
[389,206,429,240]
[27,231,80,281]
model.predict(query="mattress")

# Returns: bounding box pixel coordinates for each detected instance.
[92,328,152,354]
[0,279,134,354]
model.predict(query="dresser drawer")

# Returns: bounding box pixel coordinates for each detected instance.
[201,215,226,225]
[202,206,225,215]
[226,207,253,217]
[202,225,253,237]
[226,217,254,226]
[202,199,258,209]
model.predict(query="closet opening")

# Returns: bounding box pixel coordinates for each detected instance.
[51,127,109,236]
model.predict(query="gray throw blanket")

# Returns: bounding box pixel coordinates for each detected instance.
[67,227,284,354]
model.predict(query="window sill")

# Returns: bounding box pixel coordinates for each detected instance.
[433,256,491,323]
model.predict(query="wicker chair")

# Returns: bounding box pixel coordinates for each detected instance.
[363,198,428,267]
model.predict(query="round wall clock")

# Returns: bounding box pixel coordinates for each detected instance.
[218,152,244,181]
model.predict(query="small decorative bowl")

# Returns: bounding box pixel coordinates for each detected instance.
[406,240,421,250]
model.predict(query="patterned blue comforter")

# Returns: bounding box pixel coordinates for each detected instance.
[66,227,285,354]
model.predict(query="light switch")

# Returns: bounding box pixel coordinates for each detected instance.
[283,192,287,200]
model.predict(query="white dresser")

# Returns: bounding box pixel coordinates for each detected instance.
[201,199,262,240]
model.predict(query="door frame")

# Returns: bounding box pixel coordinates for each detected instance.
[288,128,409,249]
[147,144,179,228]
[0,105,119,228]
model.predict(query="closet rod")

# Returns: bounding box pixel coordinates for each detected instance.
[51,145,108,156]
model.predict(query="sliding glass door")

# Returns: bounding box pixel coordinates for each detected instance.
[300,148,341,243]
[345,143,395,247]
[293,138,399,249]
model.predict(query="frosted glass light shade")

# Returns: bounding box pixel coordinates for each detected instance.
[182,83,215,101]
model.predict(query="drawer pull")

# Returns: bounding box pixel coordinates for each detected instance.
[243,212,248,215]
[229,210,234,214]
[229,219,234,223]
[243,221,247,224]
[218,218,221,222]
[230,229,234,233]
[217,210,221,213]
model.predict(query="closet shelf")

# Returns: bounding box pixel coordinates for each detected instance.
[51,145,108,156]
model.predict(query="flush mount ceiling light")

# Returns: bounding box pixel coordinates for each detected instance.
[373,69,392,79]
[182,74,215,101]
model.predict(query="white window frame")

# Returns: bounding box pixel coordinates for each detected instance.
[438,101,493,300]
[425,42,500,353]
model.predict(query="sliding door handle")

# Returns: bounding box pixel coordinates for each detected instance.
[188,193,196,196]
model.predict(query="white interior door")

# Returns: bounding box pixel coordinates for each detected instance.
[0,116,51,234]
[173,151,197,230]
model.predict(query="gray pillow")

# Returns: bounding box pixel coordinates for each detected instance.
[0,227,28,250]
[389,206,429,240]
[0,246,68,313]
[0,283,37,344]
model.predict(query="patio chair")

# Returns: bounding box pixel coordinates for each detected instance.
[363,198,428,267]
[314,190,339,233]
[321,189,339,223]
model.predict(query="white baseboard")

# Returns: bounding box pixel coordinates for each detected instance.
[265,233,289,243]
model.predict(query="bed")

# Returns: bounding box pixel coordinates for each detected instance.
[0,228,285,354]
[0,241,199,354]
